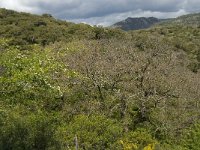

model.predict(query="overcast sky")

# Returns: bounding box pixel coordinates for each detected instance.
[0,0,200,26]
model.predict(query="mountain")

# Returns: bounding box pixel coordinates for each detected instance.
[111,17,167,31]
[111,13,200,31]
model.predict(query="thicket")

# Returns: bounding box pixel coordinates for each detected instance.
[0,8,200,150]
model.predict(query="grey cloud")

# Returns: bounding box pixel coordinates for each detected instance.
[0,0,199,25]
[184,0,200,12]
[48,0,186,19]
[71,9,187,26]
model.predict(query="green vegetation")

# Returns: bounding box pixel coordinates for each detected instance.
[158,13,200,27]
[0,8,126,48]
[0,8,200,150]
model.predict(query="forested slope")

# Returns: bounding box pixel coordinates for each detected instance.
[0,8,200,150]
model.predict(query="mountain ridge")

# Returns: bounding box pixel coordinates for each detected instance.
[110,17,169,31]
[111,13,200,31]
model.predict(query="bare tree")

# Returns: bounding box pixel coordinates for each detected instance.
[62,36,200,137]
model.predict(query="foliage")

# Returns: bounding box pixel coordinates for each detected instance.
[181,123,200,150]
[119,128,158,150]
[0,107,61,150]
[55,115,123,149]
[0,8,126,48]
[0,8,200,150]
[0,44,67,110]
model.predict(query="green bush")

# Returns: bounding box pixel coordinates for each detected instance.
[54,115,123,150]
[181,123,200,150]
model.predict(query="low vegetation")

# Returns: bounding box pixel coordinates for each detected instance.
[0,8,200,150]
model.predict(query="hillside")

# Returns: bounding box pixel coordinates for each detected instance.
[0,8,125,48]
[0,8,200,150]
[159,13,200,27]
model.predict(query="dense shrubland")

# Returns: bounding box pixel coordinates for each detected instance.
[0,8,200,150]
[0,8,126,48]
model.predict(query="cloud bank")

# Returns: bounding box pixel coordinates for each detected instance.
[0,0,200,26]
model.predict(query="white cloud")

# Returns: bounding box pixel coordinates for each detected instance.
[0,0,38,12]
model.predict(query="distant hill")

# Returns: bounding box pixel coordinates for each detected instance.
[111,13,200,31]
[111,17,168,31]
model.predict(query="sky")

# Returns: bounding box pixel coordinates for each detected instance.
[0,0,200,26]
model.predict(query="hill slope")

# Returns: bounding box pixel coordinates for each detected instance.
[159,13,200,27]
[0,8,200,150]
[0,8,125,48]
